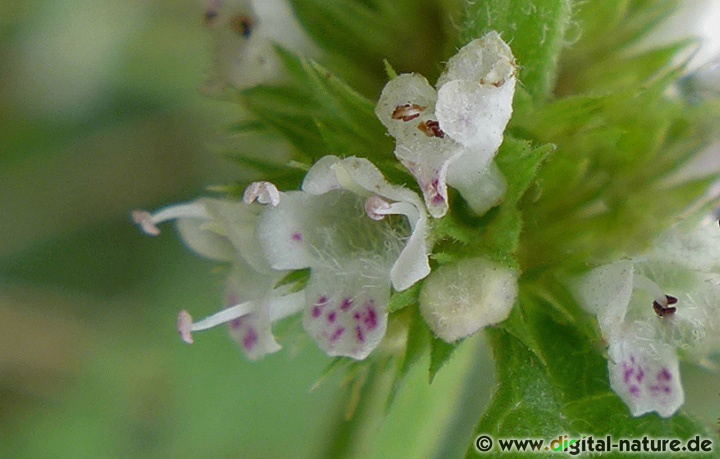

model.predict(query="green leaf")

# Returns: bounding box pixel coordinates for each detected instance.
[459,0,573,100]
[387,283,421,313]
[431,137,552,268]
[388,306,430,408]
[273,268,311,292]
[429,335,458,383]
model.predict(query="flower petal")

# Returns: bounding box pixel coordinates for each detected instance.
[256,191,326,270]
[375,73,438,138]
[436,31,516,88]
[176,216,236,262]
[436,79,515,151]
[573,261,635,337]
[446,157,506,215]
[607,326,684,418]
[303,265,389,359]
[199,198,269,272]
[301,156,431,290]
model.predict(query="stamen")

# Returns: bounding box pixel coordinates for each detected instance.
[131,203,209,236]
[176,301,255,344]
[363,197,420,229]
[391,103,425,122]
[417,120,445,138]
[243,181,280,206]
[131,210,160,236]
[364,195,392,221]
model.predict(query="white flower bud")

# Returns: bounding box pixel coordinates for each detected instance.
[420,257,517,342]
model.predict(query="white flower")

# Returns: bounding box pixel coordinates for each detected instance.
[419,257,518,342]
[375,31,516,218]
[256,156,431,359]
[132,197,303,360]
[573,218,720,417]
[202,0,316,92]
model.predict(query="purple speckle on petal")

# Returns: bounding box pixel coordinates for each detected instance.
[330,327,345,342]
[230,318,243,330]
[291,232,303,242]
[312,306,322,318]
[629,385,640,397]
[636,367,644,383]
[658,368,671,381]
[355,326,365,343]
[243,328,258,350]
[623,362,634,385]
[316,296,328,305]
[340,298,353,312]
[429,178,445,204]
[364,302,378,330]
[353,312,361,320]
[327,311,337,323]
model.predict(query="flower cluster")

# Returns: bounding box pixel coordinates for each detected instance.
[133,31,521,360]
[573,216,720,417]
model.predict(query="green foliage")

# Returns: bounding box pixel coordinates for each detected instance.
[433,137,552,268]
[289,0,456,95]
[557,0,680,95]
[515,82,718,271]
[239,48,404,181]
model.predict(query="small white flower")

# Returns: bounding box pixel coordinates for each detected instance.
[202,0,316,92]
[132,198,303,360]
[419,257,518,342]
[573,218,720,417]
[256,156,431,359]
[375,31,516,218]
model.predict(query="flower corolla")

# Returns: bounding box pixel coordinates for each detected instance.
[573,218,720,417]
[375,31,516,218]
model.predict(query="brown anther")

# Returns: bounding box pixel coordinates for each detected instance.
[391,103,425,122]
[653,300,677,318]
[665,295,678,305]
[417,120,445,138]
[231,15,254,38]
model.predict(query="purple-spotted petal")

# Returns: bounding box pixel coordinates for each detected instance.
[607,327,684,418]
[226,307,280,360]
[303,267,389,359]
